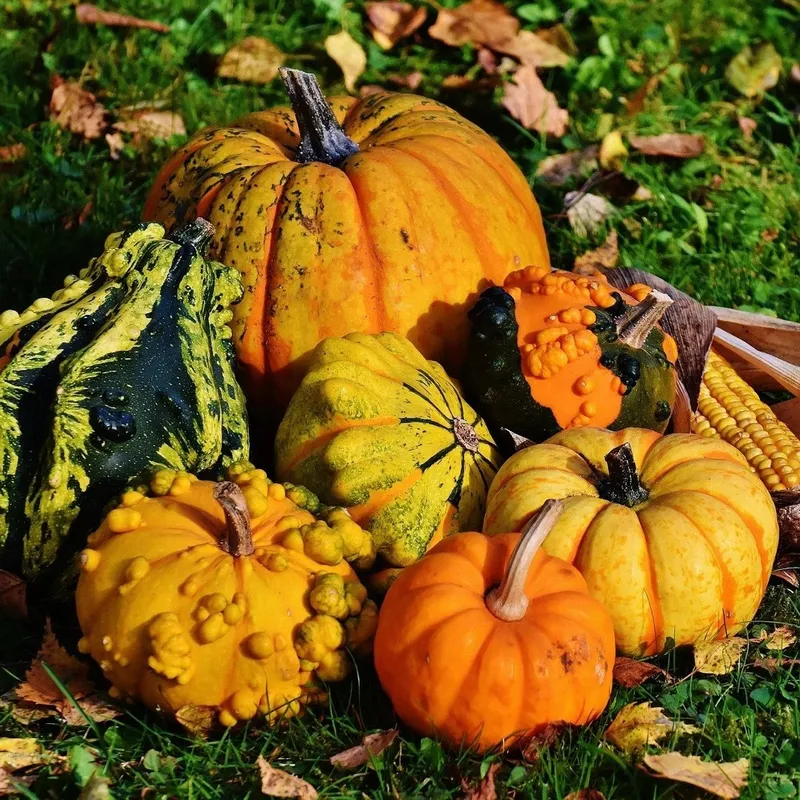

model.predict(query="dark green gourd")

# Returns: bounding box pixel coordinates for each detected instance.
[0,220,249,582]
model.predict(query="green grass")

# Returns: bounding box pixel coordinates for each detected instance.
[1,0,800,796]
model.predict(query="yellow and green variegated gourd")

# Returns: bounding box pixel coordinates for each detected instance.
[0,220,249,584]
[275,332,501,583]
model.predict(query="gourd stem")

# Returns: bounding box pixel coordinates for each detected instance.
[279,67,360,167]
[617,289,673,349]
[486,499,564,622]
[169,218,215,254]
[214,482,255,557]
[598,442,649,507]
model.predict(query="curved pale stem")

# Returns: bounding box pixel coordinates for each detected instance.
[214,481,255,557]
[485,499,564,622]
[617,289,673,348]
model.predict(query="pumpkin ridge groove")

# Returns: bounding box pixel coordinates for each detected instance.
[418,368,460,420]
[398,417,451,430]
[626,512,665,654]
[400,381,451,423]
[446,451,467,508]
[560,501,611,564]
[418,443,458,473]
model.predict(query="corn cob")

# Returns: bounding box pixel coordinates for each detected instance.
[692,350,800,490]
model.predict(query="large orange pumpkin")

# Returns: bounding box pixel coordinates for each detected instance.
[143,69,550,412]
[374,500,615,752]
[483,428,780,655]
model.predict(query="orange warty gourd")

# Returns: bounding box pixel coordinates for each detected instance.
[143,69,550,412]
[76,465,377,727]
[484,428,780,656]
[374,500,615,752]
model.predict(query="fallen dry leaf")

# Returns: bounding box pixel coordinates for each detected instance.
[625,68,669,116]
[0,739,46,772]
[642,753,748,799]
[359,84,385,97]
[792,64,800,83]
[498,30,570,68]
[76,4,168,32]
[441,74,501,91]
[0,766,35,796]
[428,0,517,49]
[175,705,216,738]
[520,723,570,763]
[388,71,423,90]
[598,130,628,170]
[772,560,800,588]
[502,65,568,136]
[694,637,748,675]
[325,30,367,93]
[217,37,284,85]
[330,729,398,769]
[478,47,498,73]
[460,761,500,800]
[0,145,26,165]
[105,131,124,159]
[604,702,699,754]
[573,229,619,276]
[612,656,672,688]
[49,78,107,140]
[78,772,113,800]
[764,625,797,651]
[752,656,800,673]
[365,2,426,50]
[114,110,186,143]
[536,24,578,56]
[536,146,599,185]
[726,43,781,97]
[63,199,93,231]
[0,570,27,621]
[564,791,606,800]
[629,133,705,158]
[14,620,121,727]
[565,192,615,237]
[738,116,757,140]
[258,757,318,799]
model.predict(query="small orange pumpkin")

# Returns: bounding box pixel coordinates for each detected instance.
[374,500,615,752]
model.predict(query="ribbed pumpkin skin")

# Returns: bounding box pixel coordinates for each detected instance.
[76,466,377,728]
[0,223,249,581]
[374,530,615,752]
[484,428,779,655]
[275,332,501,568]
[143,91,550,410]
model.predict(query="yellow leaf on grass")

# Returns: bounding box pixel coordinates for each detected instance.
[599,130,628,169]
[642,753,749,799]
[604,702,699,754]
[765,625,797,651]
[726,43,782,98]
[694,637,748,675]
[0,739,45,772]
[324,31,367,93]
[217,37,285,85]
[573,230,619,276]
[175,705,217,738]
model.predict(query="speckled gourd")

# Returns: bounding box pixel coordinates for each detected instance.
[0,220,249,582]
[75,463,377,727]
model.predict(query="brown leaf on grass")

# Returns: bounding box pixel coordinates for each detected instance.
[772,553,800,588]
[536,24,578,56]
[629,133,705,158]
[114,110,186,143]
[612,656,673,688]
[388,71,423,90]
[62,199,93,230]
[258,757,318,799]
[175,705,216,738]
[521,722,570,762]
[330,729,398,769]
[0,766,35,796]
[76,4,168,32]
[359,85,385,97]
[0,739,46,772]
[365,2,426,50]
[726,43,781,97]
[0,570,27,621]
[478,47,498,73]
[0,144,25,164]
[604,702,699,754]
[641,753,749,799]
[49,77,108,139]
[573,230,619,276]
[752,657,800,673]
[498,30,570,68]
[460,761,500,800]
[14,620,121,726]
[428,0,517,49]
[564,791,606,800]
[625,68,669,116]
[764,625,797,651]
[565,192,615,237]
[536,146,599,185]
[105,131,124,159]
[217,37,284,85]
[325,31,367,93]
[441,74,501,91]
[693,638,748,675]
[502,65,568,136]
[792,64,800,83]
[738,116,757,140]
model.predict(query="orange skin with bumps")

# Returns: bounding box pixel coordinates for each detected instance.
[374,529,615,752]
[144,92,550,412]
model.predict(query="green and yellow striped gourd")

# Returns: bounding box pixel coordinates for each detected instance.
[0,220,249,583]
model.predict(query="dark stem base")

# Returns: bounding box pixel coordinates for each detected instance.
[598,442,649,507]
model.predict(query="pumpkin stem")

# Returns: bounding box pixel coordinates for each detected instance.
[214,482,255,557]
[616,289,673,349]
[279,67,360,167]
[169,218,215,254]
[485,499,564,622]
[598,442,649,507]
